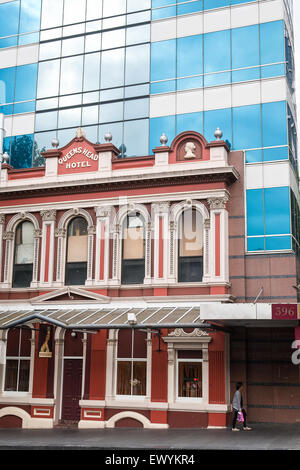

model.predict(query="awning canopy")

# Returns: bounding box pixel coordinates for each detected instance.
[0,305,228,332]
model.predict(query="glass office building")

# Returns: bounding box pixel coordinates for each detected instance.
[0,0,298,254]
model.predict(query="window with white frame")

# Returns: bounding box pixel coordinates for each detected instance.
[12,221,34,288]
[121,212,145,285]
[177,350,203,399]
[65,216,88,285]
[116,329,147,396]
[4,327,32,392]
[178,208,203,282]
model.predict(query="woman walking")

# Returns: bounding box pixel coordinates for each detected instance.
[232,382,252,431]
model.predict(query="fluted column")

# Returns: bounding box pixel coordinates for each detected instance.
[207,196,229,283]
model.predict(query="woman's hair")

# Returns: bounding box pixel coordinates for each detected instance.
[236,382,243,390]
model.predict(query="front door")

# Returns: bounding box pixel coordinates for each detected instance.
[61,359,83,421]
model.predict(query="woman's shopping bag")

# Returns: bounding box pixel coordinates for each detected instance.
[237,411,244,422]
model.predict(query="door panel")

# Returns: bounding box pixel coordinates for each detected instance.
[61,359,83,421]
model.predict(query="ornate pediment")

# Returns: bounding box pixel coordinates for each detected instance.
[30,287,110,304]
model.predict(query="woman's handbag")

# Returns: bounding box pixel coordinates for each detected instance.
[237,411,244,422]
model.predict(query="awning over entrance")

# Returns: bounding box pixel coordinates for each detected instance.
[0,304,227,331]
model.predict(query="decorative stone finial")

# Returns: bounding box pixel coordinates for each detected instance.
[2,152,9,163]
[76,127,86,139]
[160,133,168,146]
[104,132,112,143]
[51,137,59,148]
[214,127,223,141]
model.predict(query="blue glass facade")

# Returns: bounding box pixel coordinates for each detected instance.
[0,0,298,254]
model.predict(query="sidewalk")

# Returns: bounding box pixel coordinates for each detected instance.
[0,423,299,450]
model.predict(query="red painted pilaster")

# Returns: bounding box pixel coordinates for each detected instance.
[89,330,107,400]
[151,329,168,402]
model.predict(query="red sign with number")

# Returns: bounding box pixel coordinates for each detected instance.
[272,304,298,320]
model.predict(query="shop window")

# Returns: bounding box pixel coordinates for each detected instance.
[4,327,31,392]
[12,221,34,288]
[177,350,203,399]
[116,329,147,396]
[178,209,203,282]
[65,217,88,286]
[121,213,145,284]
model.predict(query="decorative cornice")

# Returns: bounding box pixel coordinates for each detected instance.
[168,328,209,337]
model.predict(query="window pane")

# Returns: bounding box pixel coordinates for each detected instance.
[124,119,148,156]
[0,1,20,37]
[103,0,126,17]
[102,29,125,50]
[246,189,264,236]
[232,25,259,69]
[247,237,264,252]
[99,101,123,123]
[67,217,88,262]
[127,0,150,11]
[179,209,203,257]
[149,115,175,153]
[176,112,203,136]
[37,60,60,98]
[19,0,41,34]
[101,48,125,89]
[124,98,148,120]
[62,36,84,56]
[0,68,16,104]
[178,362,202,398]
[126,25,150,46]
[262,101,287,148]
[204,107,232,147]
[15,64,38,102]
[4,360,18,391]
[177,35,203,78]
[265,235,291,251]
[63,0,86,25]
[204,30,230,73]
[58,107,81,129]
[232,104,261,150]
[85,33,101,53]
[41,0,63,29]
[151,40,176,81]
[6,329,20,357]
[125,44,150,85]
[18,360,30,391]
[264,187,290,236]
[10,134,34,169]
[39,40,61,60]
[83,52,100,91]
[132,361,146,395]
[60,56,84,95]
[260,21,284,65]
[86,0,102,20]
[123,215,144,259]
[117,361,131,395]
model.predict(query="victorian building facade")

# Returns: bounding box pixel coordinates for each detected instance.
[0,129,299,429]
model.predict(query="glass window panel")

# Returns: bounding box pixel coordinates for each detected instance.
[178,362,202,398]
[102,15,126,29]
[151,5,176,20]
[18,31,40,46]
[101,48,125,89]
[40,27,62,41]
[152,0,173,7]
[260,21,284,65]
[179,209,203,256]
[126,24,150,45]
[0,104,13,115]
[232,104,261,150]
[117,361,131,395]
[59,94,82,107]
[63,0,86,25]
[151,40,176,81]
[15,221,34,264]
[176,111,203,136]
[39,40,61,60]
[263,146,289,162]
[15,63,38,102]
[124,98,148,120]
[35,111,57,132]
[132,362,146,395]
[247,237,264,252]
[83,52,100,91]
[150,80,176,94]
[99,101,123,123]
[67,218,88,262]
[18,360,30,392]
[204,107,232,147]
[85,32,101,52]
[177,0,203,15]
[177,76,203,91]
[128,0,150,11]
[63,23,85,37]
[245,149,262,163]
[203,71,231,87]
[86,0,103,20]
[264,187,290,236]
[262,101,287,148]
[127,10,151,24]
[99,121,123,148]
[103,0,126,17]
[62,36,84,56]
[41,0,63,29]
[204,30,230,73]
[261,63,285,79]
[246,189,264,236]
[232,25,259,69]
[82,105,98,125]
[37,59,60,98]
[100,87,123,101]
[58,107,81,128]
[0,36,18,49]
[123,226,144,259]
[102,28,125,49]
[85,19,101,33]
[0,1,20,37]
[125,84,149,98]
[117,329,132,358]
[126,44,150,85]
[83,91,99,104]
[133,330,147,358]
[33,131,54,165]
[149,115,175,153]
[204,0,229,8]
[265,235,291,251]
[232,67,260,83]
[0,67,16,104]
[177,35,203,78]
[124,119,149,156]
[60,56,84,95]
[4,360,18,391]
[6,329,21,357]
[58,127,77,146]
[82,124,98,142]
[13,101,35,114]
[19,0,41,34]
[10,134,34,168]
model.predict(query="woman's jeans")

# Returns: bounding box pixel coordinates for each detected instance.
[232,408,247,428]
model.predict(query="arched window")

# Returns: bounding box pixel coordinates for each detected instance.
[4,327,32,392]
[121,213,145,284]
[12,221,34,288]
[65,217,88,285]
[178,208,203,282]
